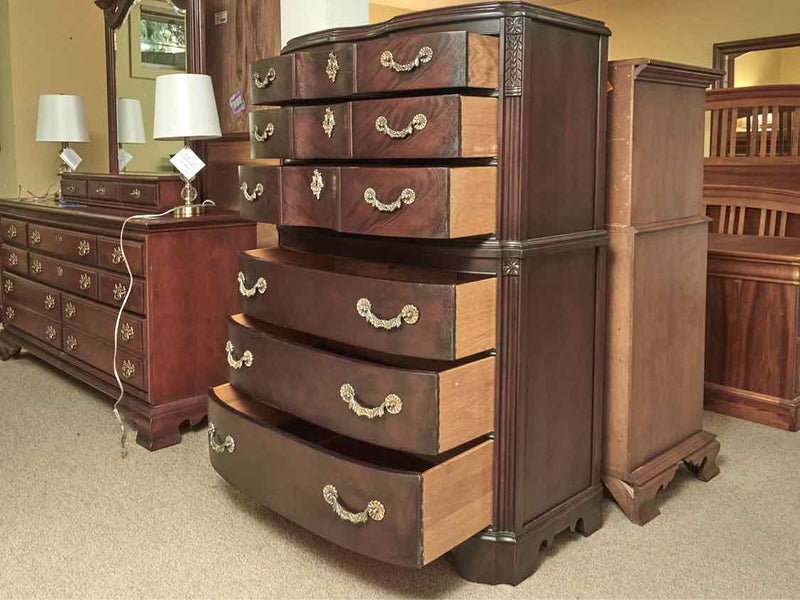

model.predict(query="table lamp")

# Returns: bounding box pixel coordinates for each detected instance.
[117,98,145,172]
[153,73,221,218]
[35,94,90,173]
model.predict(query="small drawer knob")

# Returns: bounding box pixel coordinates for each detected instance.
[3,278,13,294]
[65,335,78,352]
[120,322,135,343]
[6,224,17,239]
[252,67,276,89]
[113,282,128,301]
[79,273,91,290]
[77,239,91,257]
[31,259,43,274]
[64,302,77,319]
[29,230,41,245]
[44,294,56,311]
[45,325,57,341]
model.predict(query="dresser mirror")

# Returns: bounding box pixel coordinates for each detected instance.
[97,0,201,174]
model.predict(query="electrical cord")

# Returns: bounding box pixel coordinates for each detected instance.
[112,199,216,457]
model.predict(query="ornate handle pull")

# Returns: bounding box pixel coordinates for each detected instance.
[322,484,385,524]
[65,185,76,194]
[225,341,254,370]
[65,335,78,352]
[31,259,43,274]
[6,224,17,239]
[112,246,125,265]
[356,298,419,330]
[96,185,106,196]
[208,422,235,454]
[240,182,264,202]
[5,306,14,321]
[64,302,76,320]
[45,325,57,341]
[44,294,56,311]
[130,188,142,199]
[237,272,267,298]
[380,46,433,72]
[79,273,91,290]
[252,67,276,89]
[339,383,402,419]
[120,359,135,380]
[325,52,339,82]
[375,113,427,139]
[7,252,18,267]
[113,282,128,301]
[3,278,13,294]
[77,239,91,257]
[252,123,275,142]
[322,107,335,138]
[310,170,324,200]
[120,322,135,342]
[30,230,41,245]
[363,187,416,213]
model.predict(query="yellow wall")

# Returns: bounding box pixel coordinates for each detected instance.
[0,0,17,198]
[369,3,411,23]
[5,0,108,196]
[736,47,800,87]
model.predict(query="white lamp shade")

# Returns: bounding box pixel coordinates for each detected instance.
[153,74,222,141]
[35,94,90,143]
[117,98,146,144]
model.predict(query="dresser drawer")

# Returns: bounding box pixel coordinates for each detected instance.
[238,248,496,361]
[250,104,352,160]
[62,325,147,391]
[26,224,97,265]
[251,45,355,105]
[2,244,28,275]
[119,182,157,206]
[3,302,61,349]
[226,315,495,454]
[249,108,294,160]
[208,384,493,568]
[27,253,99,300]
[238,165,282,224]
[2,273,61,317]
[97,237,145,276]
[62,293,146,354]
[356,31,498,94]
[99,273,146,315]
[60,178,88,198]
[88,180,118,201]
[2,218,27,247]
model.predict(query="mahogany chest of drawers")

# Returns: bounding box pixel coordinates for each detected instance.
[208,2,609,585]
[0,199,256,450]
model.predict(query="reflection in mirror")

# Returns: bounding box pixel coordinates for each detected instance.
[114,0,187,173]
[733,47,800,87]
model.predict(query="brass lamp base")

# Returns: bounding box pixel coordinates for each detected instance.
[173,176,207,219]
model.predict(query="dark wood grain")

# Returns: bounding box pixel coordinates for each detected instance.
[28,253,99,301]
[2,273,61,318]
[2,218,28,247]
[99,272,146,315]
[62,324,147,391]
[3,301,61,349]
[1,245,28,276]
[281,166,339,230]
[296,44,355,100]
[249,108,294,160]
[26,224,97,266]
[97,236,144,275]
[62,292,146,355]
[294,103,352,159]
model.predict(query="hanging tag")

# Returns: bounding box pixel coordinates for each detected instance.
[118,147,134,171]
[170,147,205,181]
[60,147,82,171]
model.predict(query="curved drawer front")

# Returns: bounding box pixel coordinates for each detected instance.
[27,253,99,300]
[97,237,145,276]
[62,325,147,391]
[249,108,293,160]
[3,301,61,348]
[226,315,495,454]
[62,293,146,355]
[2,218,27,247]
[238,165,282,224]
[208,384,493,568]
[237,248,496,361]
[26,223,97,265]
[99,273,146,315]
[2,244,28,275]
[2,273,61,317]
[356,31,498,94]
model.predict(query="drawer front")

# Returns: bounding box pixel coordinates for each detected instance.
[27,253,99,300]
[63,325,147,391]
[352,95,497,159]
[356,31,498,94]
[97,237,145,276]
[294,103,352,159]
[119,182,157,206]
[61,179,88,198]
[238,249,496,361]
[2,273,61,317]
[238,165,282,224]
[88,180,118,201]
[250,109,293,160]
[250,54,295,105]
[62,293,146,355]
[296,45,355,100]
[2,245,28,275]
[226,315,495,454]
[281,166,339,229]
[27,224,97,265]
[99,273,146,315]
[209,384,493,568]
[3,302,61,348]
[2,218,27,247]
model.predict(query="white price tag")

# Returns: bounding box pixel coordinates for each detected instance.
[118,147,134,171]
[169,147,205,181]
[60,147,82,171]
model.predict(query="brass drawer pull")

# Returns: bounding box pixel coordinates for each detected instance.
[77,239,91,257]
[45,325,57,341]
[96,185,106,196]
[113,282,128,301]
[252,67,276,89]
[356,298,419,330]
[240,182,264,202]
[79,273,91,290]
[208,422,235,454]
[4,306,14,321]
[380,46,433,72]
[44,294,55,311]
[120,359,135,380]
[364,187,415,213]
[322,107,335,138]
[225,340,254,370]
[64,302,76,319]
[31,259,43,274]
[252,123,275,142]
[56,235,63,245]
[130,188,142,199]
[237,272,267,298]
[6,224,17,239]
[339,383,402,419]
[325,52,339,82]
[65,335,77,352]
[322,484,385,524]
[375,113,427,139]
[30,230,41,245]
[64,184,76,194]
[111,246,125,265]
[3,278,13,294]
[7,252,18,267]
[120,322,135,342]
[310,170,324,200]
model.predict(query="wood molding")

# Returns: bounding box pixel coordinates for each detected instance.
[712,33,800,88]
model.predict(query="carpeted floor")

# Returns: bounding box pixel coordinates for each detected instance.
[1,352,798,600]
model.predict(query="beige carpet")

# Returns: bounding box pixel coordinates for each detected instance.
[1,353,799,600]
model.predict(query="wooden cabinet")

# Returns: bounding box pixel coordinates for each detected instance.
[603,59,722,525]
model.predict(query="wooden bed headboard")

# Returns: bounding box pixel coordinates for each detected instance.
[703,184,800,237]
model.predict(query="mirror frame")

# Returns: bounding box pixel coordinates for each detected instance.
[712,33,800,89]
[95,0,204,174]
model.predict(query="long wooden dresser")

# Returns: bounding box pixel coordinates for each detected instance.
[208,2,610,585]
[0,173,256,450]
